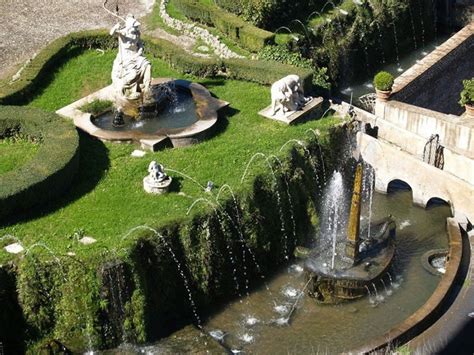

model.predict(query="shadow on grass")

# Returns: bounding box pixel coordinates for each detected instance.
[4,46,84,106]
[205,106,239,141]
[169,176,184,193]
[1,132,110,227]
[197,78,227,89]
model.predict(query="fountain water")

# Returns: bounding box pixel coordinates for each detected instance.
[408,4,419,50]
[193,180,450,353]
[389,8,401,67]
[121,225,203,328]
[305,163,397,303]
[268,154,297,255]
[318,170,346,269]
[241,153,290,260]
[187,198,243,297]
[416,0,426,48]
[217,185,269,290]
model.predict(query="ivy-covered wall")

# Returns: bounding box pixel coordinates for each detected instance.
[0,128,348,353]
[307,0,438,85]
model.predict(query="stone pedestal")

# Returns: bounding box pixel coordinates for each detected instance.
[259,97,324,124]
[143,176,172,194]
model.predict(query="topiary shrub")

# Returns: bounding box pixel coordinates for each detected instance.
[0,106,80,221]
[459,78,474,107]
[373,71,394,91]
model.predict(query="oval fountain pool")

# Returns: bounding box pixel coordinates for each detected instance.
[92,88,199,133]
[57,79,228,151]
[198,189,450,353]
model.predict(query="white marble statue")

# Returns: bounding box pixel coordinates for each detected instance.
[271,75,310,116]
[110,14,152,106]
[143,160,172,194]
[148,161,167,183]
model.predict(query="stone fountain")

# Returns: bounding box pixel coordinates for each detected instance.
[56,12,228,151]
[304,163,396,304]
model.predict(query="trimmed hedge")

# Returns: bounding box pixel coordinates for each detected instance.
[224,58,313,93]
[0,106,80,221]
[0,30,116,106]
[144,34,313,89]
[171,0,275,52]
[0,30,313,105]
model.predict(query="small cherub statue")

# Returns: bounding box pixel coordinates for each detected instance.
[148,161,167,182]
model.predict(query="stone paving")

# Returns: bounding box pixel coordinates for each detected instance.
[0,0,154,80]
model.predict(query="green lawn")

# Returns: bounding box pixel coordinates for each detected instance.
[0,49,337,263]
[0,138,40,175]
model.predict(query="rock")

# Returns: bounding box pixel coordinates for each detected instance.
[4,243,24,254]
[79,236,97,245]
[294,246,311,259]
[197,45,209,52]
[131,149,146,157]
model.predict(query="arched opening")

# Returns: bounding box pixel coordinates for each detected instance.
[364,123,378,139]
[426,197,450,210]
[387,179,412,193]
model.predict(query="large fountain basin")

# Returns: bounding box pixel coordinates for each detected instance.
[305,217,396,303]
[56,78,228,151]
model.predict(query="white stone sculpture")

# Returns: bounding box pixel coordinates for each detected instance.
[271,75,311,116]
[143,161,172,194]
[110,14,152,117]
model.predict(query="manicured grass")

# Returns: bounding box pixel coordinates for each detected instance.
[0,137,40,175]
[0,49,338,263]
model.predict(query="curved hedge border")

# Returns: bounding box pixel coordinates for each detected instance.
[0,31,116,105]
[0,106,80,221]
[0,30,312,105]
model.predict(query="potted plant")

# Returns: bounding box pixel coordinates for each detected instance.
[373,71,394,102]
[459,78,474,118]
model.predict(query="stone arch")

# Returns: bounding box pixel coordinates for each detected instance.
[387,179,413,193]
[425,197,451,210]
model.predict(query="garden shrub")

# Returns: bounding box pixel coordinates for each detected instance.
[172,0,275,51]
[224,57,313,92]
[373,71,394,91]
[0,106,80,221]
[459,78,474,107]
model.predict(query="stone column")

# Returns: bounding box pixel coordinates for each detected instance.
[345,163,363,263]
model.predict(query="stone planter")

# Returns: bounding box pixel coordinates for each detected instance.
[375,89,391,102]
[465,104,474,118]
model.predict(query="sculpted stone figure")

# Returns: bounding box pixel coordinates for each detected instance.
[271,74,310,116]
[110,14,152,113]
[148,161,167,183]
[143,161,172,194]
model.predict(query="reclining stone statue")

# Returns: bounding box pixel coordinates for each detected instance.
[270,75,310,116]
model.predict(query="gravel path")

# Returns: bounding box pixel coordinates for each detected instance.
[0,0,155,79]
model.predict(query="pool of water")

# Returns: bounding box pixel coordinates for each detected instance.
[200,189,450,353]
[92,89,198,133]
